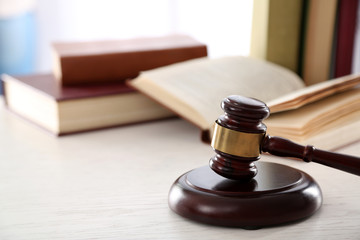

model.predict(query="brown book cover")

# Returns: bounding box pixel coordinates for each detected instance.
[52,35,208,85]
[4,73,136,101]
[2,73,174,136]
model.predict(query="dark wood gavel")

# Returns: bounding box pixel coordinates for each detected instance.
[209,95,360,181]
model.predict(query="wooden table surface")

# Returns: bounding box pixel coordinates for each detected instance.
[0,98,359,240]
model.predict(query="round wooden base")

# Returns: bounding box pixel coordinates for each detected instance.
[168,162,322,229]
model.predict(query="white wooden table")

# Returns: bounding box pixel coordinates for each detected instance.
[0,98,359,240]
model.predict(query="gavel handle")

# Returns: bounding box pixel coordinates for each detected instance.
[262,135,360,176]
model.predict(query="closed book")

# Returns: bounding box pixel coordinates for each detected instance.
[250,0,304,73]
[2,73,174,136]
[52,35,207,85]
[301,0,338,85]
[334,0,359,77]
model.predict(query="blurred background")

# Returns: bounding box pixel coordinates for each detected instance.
[0,0,253,79]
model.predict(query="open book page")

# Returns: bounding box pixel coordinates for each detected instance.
[265,88,360,140]
[298,111,360,150]
[129,56,304,130]
[267,73,360,113]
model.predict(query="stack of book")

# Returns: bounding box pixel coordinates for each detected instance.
[250,0,360,85]
[2,2,359,151]
[1,35,207,135]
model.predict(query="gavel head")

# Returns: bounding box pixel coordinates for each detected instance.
[209,95,270,181]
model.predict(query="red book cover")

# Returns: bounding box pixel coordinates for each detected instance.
[334,0,359,77]
[52,35,208,85]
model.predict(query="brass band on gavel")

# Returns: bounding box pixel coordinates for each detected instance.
[211,122,265,158]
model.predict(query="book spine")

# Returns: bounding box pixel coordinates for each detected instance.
[334,0,359,78]
[250,0,304,73]
[302,0,338,85]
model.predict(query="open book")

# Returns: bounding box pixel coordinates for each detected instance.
[128,56,360,150]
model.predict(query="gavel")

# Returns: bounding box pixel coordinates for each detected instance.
[210,95,360,181]
[169,95,360,228]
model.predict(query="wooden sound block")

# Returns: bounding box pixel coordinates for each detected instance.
[168,162,322,229]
